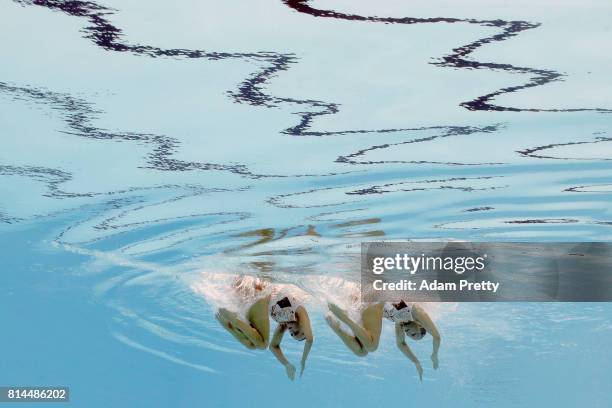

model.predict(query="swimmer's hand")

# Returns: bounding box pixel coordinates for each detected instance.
[415,361,423,382]
[431,352,439,370]
[328,303,348,321]
[325,314,339,329]
[300,360,306,377]
[285,363,296,381]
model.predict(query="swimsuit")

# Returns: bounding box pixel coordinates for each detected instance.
[383,300,414,323]
[270,295,304,340]
[270,295,299,324]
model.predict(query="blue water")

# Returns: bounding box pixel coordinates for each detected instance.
[1,0,612,406]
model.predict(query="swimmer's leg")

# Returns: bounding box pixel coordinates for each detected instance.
[215,311,256,349]
[325,315,367,357]
[246,295,271,348]
[329,303,383,353]
[359,303,384,352]
[218,299,269,350]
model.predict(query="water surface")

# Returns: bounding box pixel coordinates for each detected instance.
[1,0,612,406]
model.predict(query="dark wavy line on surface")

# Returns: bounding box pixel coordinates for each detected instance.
[0,164,73,198]
[565,184,612,193]
[517,137,612,160]
[14,0,503,139]
[13,0,253,59]
[0,81,248,174]
[0,163,229,200]
[1,81,357,180]
[52,186,251,246]
[13,0,591,150]
[505,218,580,224]
[463,206,495,212]
[11,0,611,156]
[306,208,367,223]
[97,212,252,255]
[346,176,507,195]
[337,125,504,166]
[268,175,507,208]
[0,212,23,224]
[6,0,426,139]
[283,0,612,113]
[52,196,157,243]
[94,197,237,232]
[434,217,583,230]
[267,185,360,209]
[9,0,338,137]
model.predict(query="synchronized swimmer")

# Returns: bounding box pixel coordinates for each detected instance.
[196,274,441,381]
[326,300,440,381]
[213,276,314,380]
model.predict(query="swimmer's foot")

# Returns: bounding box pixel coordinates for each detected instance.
[215,311,223,324]
[325,314,340,331]
[217,308,241,328]
[328,303,350,324]
[219,308,240,319]
[215,312,233,330]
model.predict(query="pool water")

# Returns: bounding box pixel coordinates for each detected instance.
[1,0,612,406]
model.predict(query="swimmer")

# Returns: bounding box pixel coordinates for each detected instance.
[213,276,313,380]
[269,295,314,380]
[384,300,441,381]
[325,302,384,357]
[215,300,270,351]
[326,299,440,381]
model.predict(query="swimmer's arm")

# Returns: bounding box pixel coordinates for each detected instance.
[412,304,441,369]
[295,306,314,376]
[395,323,423,381]
[269,324,296,380]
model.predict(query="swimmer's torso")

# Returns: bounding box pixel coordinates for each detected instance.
[270,295,305,341]
[270,295,298,323]
[383,300,414,323]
